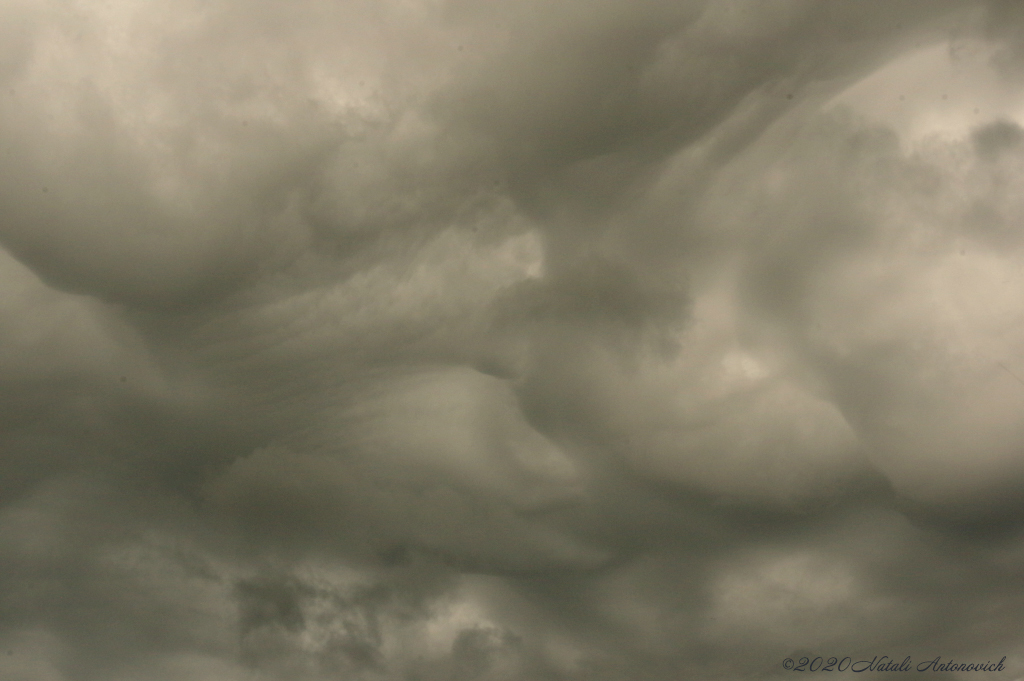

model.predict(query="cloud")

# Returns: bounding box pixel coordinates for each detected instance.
[729,104,1024,514]
[3,0,1024,679]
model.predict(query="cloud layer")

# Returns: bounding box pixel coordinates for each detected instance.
[2,1,1024,679]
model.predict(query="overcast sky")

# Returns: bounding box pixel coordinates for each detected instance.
[3,1,1024,680]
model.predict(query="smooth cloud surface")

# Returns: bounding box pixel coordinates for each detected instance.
[3,1,1024,679]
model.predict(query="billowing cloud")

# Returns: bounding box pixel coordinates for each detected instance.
[3,1,1024,679]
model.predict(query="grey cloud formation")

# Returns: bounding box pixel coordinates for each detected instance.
[3,1,1024,679]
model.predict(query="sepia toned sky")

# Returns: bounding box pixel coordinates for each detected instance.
[2,1,1024,679]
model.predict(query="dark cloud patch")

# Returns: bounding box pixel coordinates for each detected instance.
[973,118,1024,158]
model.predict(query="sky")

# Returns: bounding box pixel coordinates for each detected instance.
[2,1,1024,680]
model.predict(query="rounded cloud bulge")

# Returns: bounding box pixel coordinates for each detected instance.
[4,1,1024,680]
[734,45,1024,515]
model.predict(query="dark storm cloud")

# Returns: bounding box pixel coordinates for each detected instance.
[3,0,1024,679]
